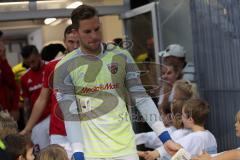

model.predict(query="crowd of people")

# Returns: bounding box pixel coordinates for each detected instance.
[0,4,239,160]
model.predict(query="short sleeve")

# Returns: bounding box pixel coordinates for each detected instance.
[43,63,54,88]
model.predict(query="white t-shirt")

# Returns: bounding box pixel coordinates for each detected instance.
[135,127,191,149]
[135,126,176,148]
[157,130,217,159]
[182,62,195,82]
[158,88,174,105]
[171,128,192,141]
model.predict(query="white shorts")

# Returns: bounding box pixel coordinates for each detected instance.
[31,116,50,149]
[50,134,73,158]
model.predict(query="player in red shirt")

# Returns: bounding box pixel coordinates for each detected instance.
[20,25,79,157]
[0,39,19,115]
[20,45,51,149]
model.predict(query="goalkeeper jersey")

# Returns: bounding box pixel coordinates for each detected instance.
[54,44,138,158]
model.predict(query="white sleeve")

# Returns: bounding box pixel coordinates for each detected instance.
[135,132,163,149]
[135,133,148,145]
[53,62,84,153]
[144,132,163,149]
[158,90,163,105]
[124,52,167,136]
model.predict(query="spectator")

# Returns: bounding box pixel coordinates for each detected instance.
[159,44,195,82]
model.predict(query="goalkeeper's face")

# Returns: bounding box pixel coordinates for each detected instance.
[77,16,102,55]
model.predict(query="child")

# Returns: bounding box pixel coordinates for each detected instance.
[136,80,195,149]
[193,110,240,160]
[0,111,18,139]
[136,102,176,149]
[158,64,183,108]
[142,99,217,160]
[172,79,198,100]
[170,100,191,137]
[136,100,191,150]
[3,134,34,160]
[36,144,68,160]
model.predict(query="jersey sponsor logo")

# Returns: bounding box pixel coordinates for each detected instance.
[81,83,120,94]
[29,84,42,92]
[27,79,32,83]
[107,63,118,74]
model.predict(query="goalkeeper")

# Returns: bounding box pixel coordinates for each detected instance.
[53,4,181,160]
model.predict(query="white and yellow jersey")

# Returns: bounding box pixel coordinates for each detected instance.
[54,44,137,158]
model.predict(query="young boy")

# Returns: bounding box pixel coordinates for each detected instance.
[193,110,240,160]
[4,134,35,160]
[136,102,176,148]
[136,80,196,150]
[142,99,217,160]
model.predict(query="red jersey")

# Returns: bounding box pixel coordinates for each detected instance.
[43,58,66,136]
[0,59,19,111]
[21,62,50,122]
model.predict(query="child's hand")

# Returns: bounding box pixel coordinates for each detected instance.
[192,151,211,160]
[144,150,160,160]
[162,83,171,97]
[164,140,182,155]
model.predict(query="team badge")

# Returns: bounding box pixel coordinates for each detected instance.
[107,63,118,74]
[27,79,32,83]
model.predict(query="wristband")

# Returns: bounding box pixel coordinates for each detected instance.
[159,131,171,143]
[71,152,84,160]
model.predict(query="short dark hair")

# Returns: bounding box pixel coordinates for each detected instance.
[64,24,77,39]
[41,43,66,61]
[4,134,33,160]
[183,99,210,126]
[0,30,3,38]
[71,5,98,28]
[20,45,39,59]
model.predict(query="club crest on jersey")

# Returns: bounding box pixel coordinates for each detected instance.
[27,79,32,83]
[107,63,118,74]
